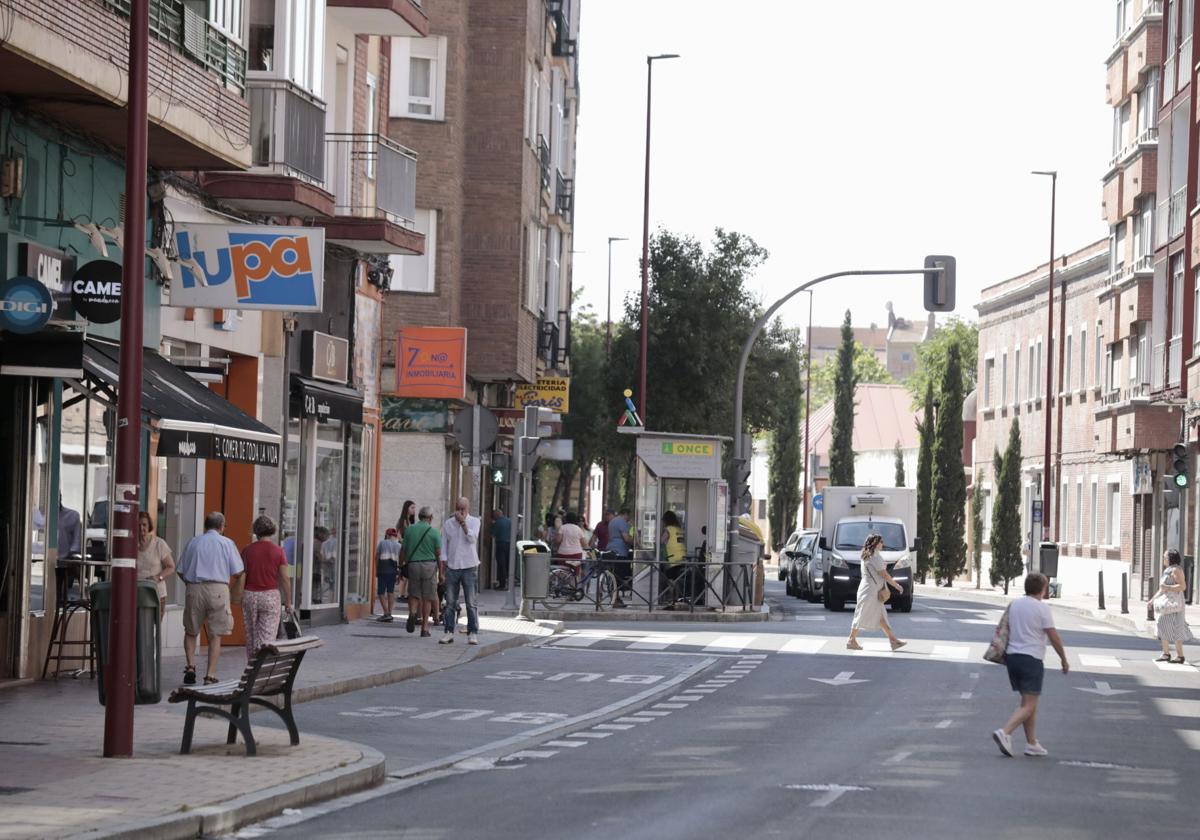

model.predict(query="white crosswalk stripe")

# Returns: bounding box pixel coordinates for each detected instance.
[932,645,970,660]
[703,635,755,652]
[780,638,827,654]
[1078,655,1121,669]
[627,634,685,651]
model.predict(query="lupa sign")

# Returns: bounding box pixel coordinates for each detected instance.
[169,223,324,311]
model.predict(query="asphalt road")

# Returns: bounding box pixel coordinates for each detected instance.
[235,583,1200,840]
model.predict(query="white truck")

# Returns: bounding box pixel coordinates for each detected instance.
[815,487,919,613]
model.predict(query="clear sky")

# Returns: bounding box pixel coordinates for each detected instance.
[571,1,1114,334]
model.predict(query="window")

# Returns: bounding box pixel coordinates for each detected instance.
[1064,331,1073,392]
[982,488,993,543]
[1089,481,1098,545]
[1170,252,1184,385]
[1035,338,1043,395]
[1110,223,1126,274]
[1074,481,1083,544]
[388,209,437,293]
[1106,481,1121,546]
[1079,325,1088,390]
[526,223,543,312]
[248,0,274,71]
[1000,351,1008,406]
[285,0,324,96]
[525,63,539,141]
[390,37,448,120]
[1115,0,1132,39]
[1060,480,1069,542]
[984,357,995,408]
[1095,322,1104,387]
[1014,348,1021,403]
[1134,200,1154,260]
[1112,102,1132,155]
[1028,340,1036,399]
[207,0,243,37]
[1138,69,1160,135]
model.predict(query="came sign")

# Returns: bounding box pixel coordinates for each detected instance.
[514,376,570,413]
[169,223,325,311]
[396,327,467,400]
[20,242,75,321]
[70,260,123,324]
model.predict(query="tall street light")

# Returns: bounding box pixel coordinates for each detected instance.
[1033,170,1056,544]
[801,290,814,529]
[638,52,680,424]
[606,236,628,358]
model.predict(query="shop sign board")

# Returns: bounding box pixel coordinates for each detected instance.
[381,397,450,433]
[1132,455,1152,495]
[493,408,561,437]
[0,275,54,334]
[169,223,324,311]
[301,330,348,384]
[20,242,75,321]
[70,260,122,324]
[513,376,570,413]
[395,327,467,399]
[636,436,723,481]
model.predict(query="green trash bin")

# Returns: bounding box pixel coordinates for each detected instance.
[90,580,162,705]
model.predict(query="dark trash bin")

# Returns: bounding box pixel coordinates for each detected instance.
[90,580,162,705]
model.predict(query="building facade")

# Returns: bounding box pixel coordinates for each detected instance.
[808,305,934,381]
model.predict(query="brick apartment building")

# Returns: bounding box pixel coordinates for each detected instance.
[808,304,934,381]
[380,0,580,574]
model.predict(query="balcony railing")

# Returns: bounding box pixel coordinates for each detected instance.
[1108,127,1158,170]
[103,0,247,93]
[1102,387,1123,406]
[1169,187,1187,239]
[1164,54,1176,98]
[555,171,574,221]
[538,320,561,367]
[547,0,577,57]
[537,135,551,193]
[1182,38,1193,88]
[326,133,417,225]
[249,79,326,183]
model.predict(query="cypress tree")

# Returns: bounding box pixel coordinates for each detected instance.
[894,440,906,487]
[828,310,856,487]
[970,474,984,588]
[915,380,934,583]
[990,420,1024,594]
[933,343,966,585]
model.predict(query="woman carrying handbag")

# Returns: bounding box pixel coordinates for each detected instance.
[1152,549,1193,664]
[846,534,907,651]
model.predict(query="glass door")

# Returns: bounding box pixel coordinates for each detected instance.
[311,421,344,607]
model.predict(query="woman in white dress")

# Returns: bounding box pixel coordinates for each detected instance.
[1153,549,1194,664]
[846,533,907,651]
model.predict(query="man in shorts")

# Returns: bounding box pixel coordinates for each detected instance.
[176,512,245,685]
[992,573,1069,758]
[402,506,442,637]
[375,527,402,621]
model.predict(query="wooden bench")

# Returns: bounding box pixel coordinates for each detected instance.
[168,636,323,756]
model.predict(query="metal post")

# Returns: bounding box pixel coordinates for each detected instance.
[1054,274,1066,541]
[1098,570,1106,611]
[104,0,149,758]
[1033,171,1057,542]
[801,290,813,529]
[504,419,523,613]
[278,315,294,610]
[1121,571,1129,614]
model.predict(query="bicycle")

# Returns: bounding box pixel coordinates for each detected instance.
[543,549,618,610]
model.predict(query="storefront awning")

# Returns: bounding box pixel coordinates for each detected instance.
[291,375,364,424]
[83,340,282,466]
[0,330,84,378]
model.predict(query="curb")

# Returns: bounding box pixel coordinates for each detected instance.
[478,606,769,623]
[77,742,386,840]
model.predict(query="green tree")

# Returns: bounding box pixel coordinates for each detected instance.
[989,421,1025,594]
[554,308,614,515]
[894,441,906,487]
[915,380,934,583]
[768,341,804,550]
[808,342,893,410]
[906,317,979,407]
[932,343,967,585]
[828,311,857,486]
[970,474,984,589]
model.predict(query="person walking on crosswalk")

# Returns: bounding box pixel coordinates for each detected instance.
[846,534,907,652]
[1153,549,1193,664]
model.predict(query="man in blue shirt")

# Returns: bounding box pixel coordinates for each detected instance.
[606,508,634,607]
[491,509,512,590]
[176,511,245,685]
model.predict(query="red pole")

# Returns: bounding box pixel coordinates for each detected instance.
[1037,172,1056,543]
[104,0,149,758]
[638,58,653,424]
[801,290,813,529]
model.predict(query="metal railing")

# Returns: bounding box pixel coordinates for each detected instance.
[325,133,417,225]
[103,0,247,93]
[1165,54,1176,99]
[536,135,551,192]
[1169,187,1187,240]
[555,171,574,221]
[538,320,560,366]
[1102,388,1123,406]
[248,79,326,183]
[1108,126,1158,170]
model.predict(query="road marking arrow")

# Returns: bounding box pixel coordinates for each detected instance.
[809,671,869,686]
[1073,681,1133,697]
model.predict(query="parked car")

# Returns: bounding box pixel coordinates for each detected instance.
[792,532,823,602]
[782,530,818,598]
[778,530,802,587]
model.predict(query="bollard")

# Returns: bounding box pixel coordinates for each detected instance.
[1098,570,1106,611]
[1121,572,1129,615]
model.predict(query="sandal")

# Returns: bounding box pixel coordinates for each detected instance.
[1156,654,1173,662]
[890,639,908,651]
[846,640,863,650]
[183,666,197,685]
[203,675,220,685]
[1172,657,1187,665]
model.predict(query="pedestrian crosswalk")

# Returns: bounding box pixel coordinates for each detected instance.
[543,629,1196,676]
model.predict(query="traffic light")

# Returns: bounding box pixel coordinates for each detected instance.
[491,452,510,485]
[923,255,956,313]
[1170,443,1189,489]
[734,457,752,516]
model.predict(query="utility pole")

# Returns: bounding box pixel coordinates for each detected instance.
[1033,170,1056,543]
[801,290,814,529]
[104,0,149,758]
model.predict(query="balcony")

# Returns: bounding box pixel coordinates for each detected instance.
[326,0,429,36]
[318,134,424,255]
[1094,392,1177,454]
[0,0,251,168]
[537,135,552,194]
[547,0,577,58]
[201,79,335,216]
[554,172,574,224]
[538,320,561,368]
[1108,127,1157,173]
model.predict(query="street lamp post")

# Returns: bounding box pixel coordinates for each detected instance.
[638,53,679,425]
[606,236,628,358]
[801,290,814,529]
[1033,170,1057,543]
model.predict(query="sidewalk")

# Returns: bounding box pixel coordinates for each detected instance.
[0,610,558,840]
[916,580,1200,637]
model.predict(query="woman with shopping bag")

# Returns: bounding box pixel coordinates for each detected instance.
[1152,549,1194,664]
[845,534,907,651]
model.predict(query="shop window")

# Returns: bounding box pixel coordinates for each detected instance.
[311,420,345,606]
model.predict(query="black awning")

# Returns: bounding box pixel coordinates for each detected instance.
[291,375,364,424]
[0,330,84,378]
[83,340,282,466]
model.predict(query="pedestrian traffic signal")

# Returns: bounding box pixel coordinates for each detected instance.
[923,255,956,313]
[734,457,752,515]
[491,452,510,485]
[1170,443,1189,488]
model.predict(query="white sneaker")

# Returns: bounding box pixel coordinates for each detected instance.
[468,633,479,646]
[1024,742,1048,757]
[439,633,455,644]
[992,729,1013,757]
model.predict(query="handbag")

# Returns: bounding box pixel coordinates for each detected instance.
[1152,591,1185,616]
[1147,601,1156,622]
[866,561,891,603]
[983,605,1012,665]
[282,611,302,640]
